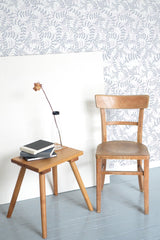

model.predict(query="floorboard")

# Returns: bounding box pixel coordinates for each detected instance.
[0,167,160,240]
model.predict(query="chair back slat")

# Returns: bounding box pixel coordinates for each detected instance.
[95,95,149,109]
[106,121,138,126]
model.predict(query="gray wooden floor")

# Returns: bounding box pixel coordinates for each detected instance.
[0,167,160,240]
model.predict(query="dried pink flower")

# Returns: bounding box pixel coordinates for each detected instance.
[33,82,42,91]
[33,82,62,147]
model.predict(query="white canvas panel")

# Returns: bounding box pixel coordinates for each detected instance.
[0,52,109,204]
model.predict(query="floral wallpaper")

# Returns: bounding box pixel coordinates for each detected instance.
[0,0,160,167]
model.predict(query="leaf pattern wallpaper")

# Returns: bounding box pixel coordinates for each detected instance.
[0,0,160,168]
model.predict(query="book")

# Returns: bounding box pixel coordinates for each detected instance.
[20,147,55,158]
[20,140,54,155]
[21,150,57,161]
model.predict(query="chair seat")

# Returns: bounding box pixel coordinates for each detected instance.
[96,141,149,159]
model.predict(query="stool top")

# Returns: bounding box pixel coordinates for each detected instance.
[11,146,83,173]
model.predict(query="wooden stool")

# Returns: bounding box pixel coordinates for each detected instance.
[7,146,93,238]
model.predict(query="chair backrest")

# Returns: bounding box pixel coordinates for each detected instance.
[95,95,149,143]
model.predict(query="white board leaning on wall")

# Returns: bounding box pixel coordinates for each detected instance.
[0,51,109,204]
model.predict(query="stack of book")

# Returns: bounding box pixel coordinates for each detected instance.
[20,140,56,161]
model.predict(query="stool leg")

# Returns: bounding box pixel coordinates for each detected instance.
[96,158,102,213]
[39,173,47,239]
[52,166,58,196]
[144,159,149,214]
[69,161,93,211]
[7,167,26,218]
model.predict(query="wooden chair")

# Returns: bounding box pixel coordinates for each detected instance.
[95,95,150,214]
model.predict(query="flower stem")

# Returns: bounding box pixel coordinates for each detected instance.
[41,86,62,147]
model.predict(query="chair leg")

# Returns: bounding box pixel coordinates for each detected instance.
[52,166,58,196]
[7,167,26,218]
[144,159,149,214]
[137,160,143,192]
[101,159,106,191]
[96,158,102,213]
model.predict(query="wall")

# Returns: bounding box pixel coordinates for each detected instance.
[0,0,160,188]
